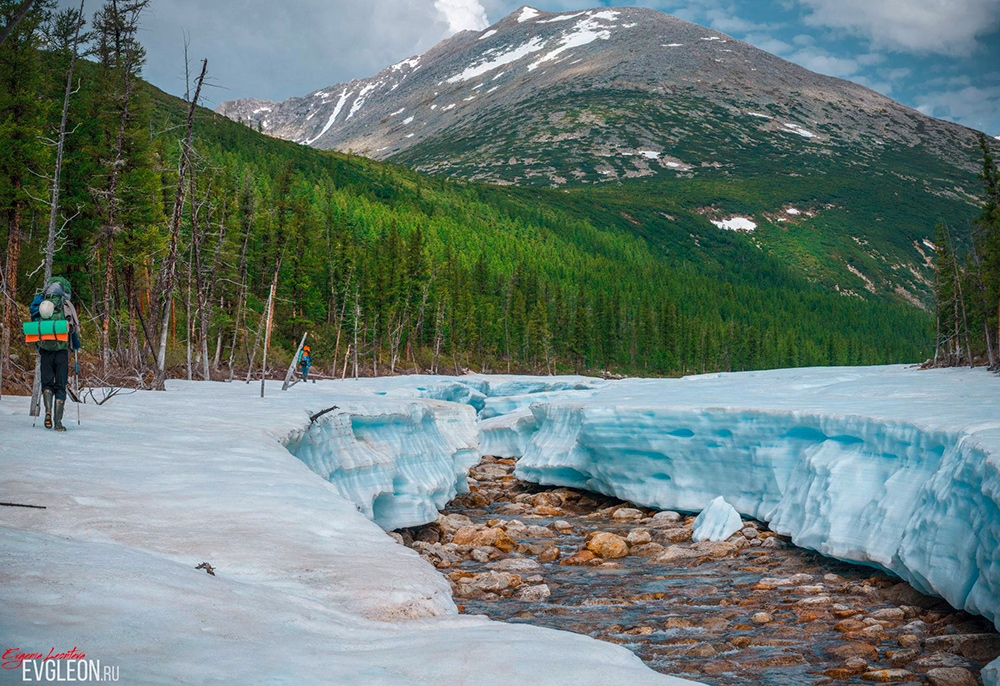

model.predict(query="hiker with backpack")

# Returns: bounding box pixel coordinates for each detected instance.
[299,345,312,382]
[27,277,82,432]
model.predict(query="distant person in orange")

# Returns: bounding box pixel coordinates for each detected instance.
[299,345,312,382]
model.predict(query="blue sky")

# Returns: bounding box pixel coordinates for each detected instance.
[59,0,1000,136]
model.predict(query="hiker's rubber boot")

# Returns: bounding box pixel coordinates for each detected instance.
[43,390,53,429]
[54,399,66,432]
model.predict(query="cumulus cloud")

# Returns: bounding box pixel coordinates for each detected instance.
[55,0,473,103]
[797,0,1000,56]
[435,0,490,34]
[915,84,1000,134]
[743,33,794,55]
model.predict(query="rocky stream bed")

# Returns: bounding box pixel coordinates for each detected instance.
[393,456,1000,686]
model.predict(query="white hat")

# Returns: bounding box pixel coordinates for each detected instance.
[39,300,55,319]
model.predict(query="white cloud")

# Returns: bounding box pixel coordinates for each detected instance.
[789,47,863,78]
[915,84,1000,133]
[743,32,793,55]
[435,0,490,34]
[797,0,1000,56]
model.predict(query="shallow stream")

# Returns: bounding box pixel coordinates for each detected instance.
[398,456,999,685]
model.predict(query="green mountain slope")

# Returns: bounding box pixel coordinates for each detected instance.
[219,6,992,310]
[152,84,932,374]
[5,52,933,384]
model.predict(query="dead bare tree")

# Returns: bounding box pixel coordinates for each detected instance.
[153,57,207,390]
[0,0,37,46]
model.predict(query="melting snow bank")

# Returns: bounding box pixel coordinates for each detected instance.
[0,379,689,685]
[511,365,1000,680]
[284,398,479,530]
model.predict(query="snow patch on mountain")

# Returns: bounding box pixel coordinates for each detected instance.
[517,7,541,22]
[711,217,757,231]
[448,37,546,83]
[538,11,585,23]
[783,122,816,138]
[527,13,621,72]
[391,57,420,71]
[306,88,351,145]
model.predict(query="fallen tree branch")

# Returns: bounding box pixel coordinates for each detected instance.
[309,405,339,424]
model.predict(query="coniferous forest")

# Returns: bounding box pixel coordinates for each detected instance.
[0,1,945,393]
[931,135,1000,368]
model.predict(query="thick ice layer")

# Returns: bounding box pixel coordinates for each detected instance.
[280,374,602,528]
[479,407,538,458]
[692,496,743,542]
[514,366,1000,667]
[0,379,689,685]
[285,399,479,530]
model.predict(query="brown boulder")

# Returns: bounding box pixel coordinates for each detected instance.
[628,542,666,558]
[860,669,913,682]
[587,532,629,559]
[561,550,597,566]
[453,526,517,552]
[828,643,879,662]
[538,546,561,563]
[925,667,978,686]
[532,492,563,508]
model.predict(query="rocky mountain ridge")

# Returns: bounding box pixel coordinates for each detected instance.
[217,5,983,187]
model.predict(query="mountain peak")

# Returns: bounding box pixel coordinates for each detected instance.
[217,5,980,187]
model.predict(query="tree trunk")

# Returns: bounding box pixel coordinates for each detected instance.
[154,58,207,390]
[2,200,23,401]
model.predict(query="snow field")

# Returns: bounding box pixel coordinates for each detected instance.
[0,378,688,685]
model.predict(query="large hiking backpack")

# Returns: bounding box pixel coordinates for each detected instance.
[23,279,71,351]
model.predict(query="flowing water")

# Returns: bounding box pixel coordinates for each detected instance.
[398,456,998,685]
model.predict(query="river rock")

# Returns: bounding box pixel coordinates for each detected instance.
[532,492,562,508]
[751,612,773,624]
[691,496,743,542]
[495,503,529,515]
[828,643,879,661]
[685,642,717,657]
[437,513,474,536]
[693,540,739,559]
[653,545,701,563]
[871,607,906,622]
[626,529,652,545]
[842,657,869,675]
[654,526,693,543]
[561,550,597,566]
[924,667,978,686]
[910,653,972,671]
[653,510,682,522]
[517,584,551,602]
[550,520,573,532]
[612,507,644,520]
[888,649,920,667]
[956,634,1000,660]
[587,532,629,559]
[860,668,913,682]
[475,527,517,552]
[488,557,542,572]
[521,524,556,539]
[628,543,666,558]
[537,546,560,562]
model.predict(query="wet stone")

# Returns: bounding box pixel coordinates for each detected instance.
[395,454,998,686]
